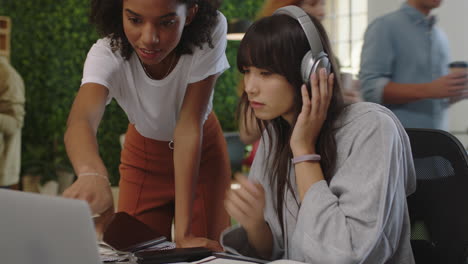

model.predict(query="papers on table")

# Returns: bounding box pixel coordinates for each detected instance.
[139,241,177,251]
[172,256,262,264]
[98,240,176,263]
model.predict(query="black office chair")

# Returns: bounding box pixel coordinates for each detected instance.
[405,128,468,263]
[224,132,246,175]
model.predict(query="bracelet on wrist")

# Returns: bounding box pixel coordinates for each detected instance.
[291,154,321,165]
[78,172,111,185]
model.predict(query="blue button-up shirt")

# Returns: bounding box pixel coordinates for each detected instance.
[359,3,450,129]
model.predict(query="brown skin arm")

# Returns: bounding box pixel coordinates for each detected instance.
[63,83,113,216]
[383,82,433,104]
[383,72,468,104]
[173,73,223,252]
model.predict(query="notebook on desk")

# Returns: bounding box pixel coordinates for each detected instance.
[103,211,167,253]
[0,189,102,264]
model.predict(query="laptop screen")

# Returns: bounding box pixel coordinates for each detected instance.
[0,189,101,264]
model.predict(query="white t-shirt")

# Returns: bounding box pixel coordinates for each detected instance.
[81,12,230,141]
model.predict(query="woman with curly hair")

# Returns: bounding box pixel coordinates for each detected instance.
[63,0,230,250]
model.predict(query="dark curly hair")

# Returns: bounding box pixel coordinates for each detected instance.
[90,0,219,60]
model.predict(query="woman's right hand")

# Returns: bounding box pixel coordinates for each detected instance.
[290,69,334,156]
[224,174,273,259]
[63,175,113,215]
[224,174,265,233]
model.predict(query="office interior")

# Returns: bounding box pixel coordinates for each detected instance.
[0,0,467,261]
[1,0,466,192]
[370,0,468,144]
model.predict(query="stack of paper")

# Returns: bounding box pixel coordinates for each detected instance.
[98,240,177,263]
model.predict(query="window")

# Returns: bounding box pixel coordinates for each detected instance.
[322,0,367,75]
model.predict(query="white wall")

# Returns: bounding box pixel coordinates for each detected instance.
[367,0,403,23]
[368,0,467,61]
[436,0,468,62]
[367,0,468,147]
[437,0,468,148]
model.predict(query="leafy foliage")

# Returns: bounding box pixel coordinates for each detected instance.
[216,0,263,131]
[0,0,262,185]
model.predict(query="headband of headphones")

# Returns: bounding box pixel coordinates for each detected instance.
[273,5,325,58]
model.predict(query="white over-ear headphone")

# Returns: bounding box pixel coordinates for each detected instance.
[273,5,331,84]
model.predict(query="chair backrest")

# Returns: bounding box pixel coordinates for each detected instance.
[223,132,246,175]
[405,128,468,263]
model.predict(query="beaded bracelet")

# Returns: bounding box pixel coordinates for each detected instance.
[291,154,321,165]
[78,172,111,185]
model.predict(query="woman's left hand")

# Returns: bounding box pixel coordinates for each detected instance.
[290,68,334,156]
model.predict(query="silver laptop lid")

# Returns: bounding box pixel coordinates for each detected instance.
[0,189,101,264]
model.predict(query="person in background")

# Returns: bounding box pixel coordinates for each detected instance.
[257,0,325,20]
[62,0,231,250]
[0,55,25,191]
[222,7,416,263]
[239,0,361,146]
[359,0,468,130]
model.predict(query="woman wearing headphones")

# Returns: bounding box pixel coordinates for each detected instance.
[239,0,362,146]
[222,6,416,263]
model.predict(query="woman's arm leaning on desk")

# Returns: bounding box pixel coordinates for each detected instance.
[62,83,113,216]
[173,74,223,252]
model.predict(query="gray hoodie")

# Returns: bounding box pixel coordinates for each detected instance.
[222,102,416,264]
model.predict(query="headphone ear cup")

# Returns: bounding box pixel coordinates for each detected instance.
[301,51,315,84]
[301,51,331,84]
[316,55,331,75]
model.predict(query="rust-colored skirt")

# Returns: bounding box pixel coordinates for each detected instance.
[118,112,231,241]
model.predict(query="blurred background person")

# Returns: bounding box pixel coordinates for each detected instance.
[0,53,26,190]
[359,0,468,130]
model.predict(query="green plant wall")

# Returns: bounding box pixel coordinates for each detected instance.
[0,0,262,186]
[215,0,263,131]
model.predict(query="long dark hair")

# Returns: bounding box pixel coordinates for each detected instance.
[237,13,345,234]
[89,0,218,59]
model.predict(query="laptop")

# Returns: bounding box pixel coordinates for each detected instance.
[0,189,102,264]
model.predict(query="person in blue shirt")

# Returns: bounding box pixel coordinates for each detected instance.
[359,0,468,130]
